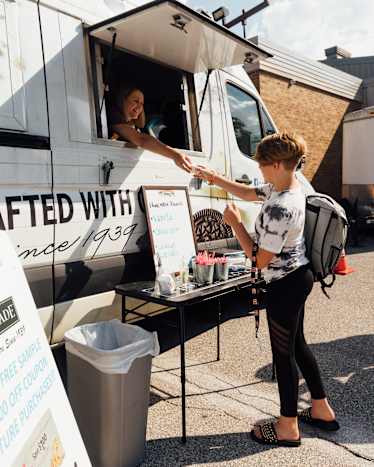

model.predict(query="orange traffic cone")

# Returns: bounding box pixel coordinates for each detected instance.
[334,249,355,275]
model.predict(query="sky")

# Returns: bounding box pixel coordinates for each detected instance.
[187,0,374,60]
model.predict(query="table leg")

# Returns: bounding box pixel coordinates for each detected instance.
[217,299,221,361]
[178,305,187,443]
[121,296,127,323]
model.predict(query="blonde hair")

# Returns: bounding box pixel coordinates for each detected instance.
[254,131,306,170]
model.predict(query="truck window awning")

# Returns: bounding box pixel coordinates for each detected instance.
[86,0,271,74]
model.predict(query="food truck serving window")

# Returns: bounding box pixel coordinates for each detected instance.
[95,44,197,150]
[86,0,271,148]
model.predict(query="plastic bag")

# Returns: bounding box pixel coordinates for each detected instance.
[64,319,160,374]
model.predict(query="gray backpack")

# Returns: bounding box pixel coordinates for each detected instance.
[304,194,348,296]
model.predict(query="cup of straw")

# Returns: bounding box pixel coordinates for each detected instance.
[214,257,229,281]
[194,251,215,285]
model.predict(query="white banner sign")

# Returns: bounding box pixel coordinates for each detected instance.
[0,232,91,467]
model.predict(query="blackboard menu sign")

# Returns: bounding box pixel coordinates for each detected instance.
[142,186,197,274]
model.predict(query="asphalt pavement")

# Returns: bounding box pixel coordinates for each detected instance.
[144,237,374,466]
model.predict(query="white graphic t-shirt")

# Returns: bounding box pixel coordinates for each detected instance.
[254,183,309,283]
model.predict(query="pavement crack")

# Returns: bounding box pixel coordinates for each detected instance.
[182,371,277,419]
[317,435,374,463]
[189,370,279,411]
[153,367,276,420]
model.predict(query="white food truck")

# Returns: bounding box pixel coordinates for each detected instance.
[343,106,374,202]
[0,0,311,345]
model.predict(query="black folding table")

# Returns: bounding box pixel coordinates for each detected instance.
[115,273,261,443]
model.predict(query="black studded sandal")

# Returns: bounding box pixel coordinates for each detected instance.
[298,407,340,431]
[250,422,301,447]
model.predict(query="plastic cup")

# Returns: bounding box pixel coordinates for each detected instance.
[214,262,229,281]
[194,263,214,285]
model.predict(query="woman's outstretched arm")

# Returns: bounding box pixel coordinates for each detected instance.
[195,166,260,201]
[113,123,192,172]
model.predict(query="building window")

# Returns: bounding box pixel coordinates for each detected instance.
[226,83,263,158]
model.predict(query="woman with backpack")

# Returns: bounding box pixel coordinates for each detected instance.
[195,132,339,447]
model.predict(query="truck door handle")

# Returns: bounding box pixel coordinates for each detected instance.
[235,175,252,185]
[101,160,114,185]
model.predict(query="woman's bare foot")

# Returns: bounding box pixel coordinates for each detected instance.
[253,416,300,441]
[311,398,336,421]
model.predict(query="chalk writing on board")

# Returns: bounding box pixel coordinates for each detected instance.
[144,188,196,274]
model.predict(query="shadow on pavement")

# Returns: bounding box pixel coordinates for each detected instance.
[149,391,165,407]
[255,334,374,444]
[144,431,277,466]
[144,335,373,465]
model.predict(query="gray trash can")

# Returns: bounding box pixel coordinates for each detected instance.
[65,319,159,467]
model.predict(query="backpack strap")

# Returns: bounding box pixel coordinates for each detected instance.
[251,243,262,338]
[319,274,336,298]
[251,245,276,381]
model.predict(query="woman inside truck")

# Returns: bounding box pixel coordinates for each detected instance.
[109,84,192,173]
[195,132,339,447]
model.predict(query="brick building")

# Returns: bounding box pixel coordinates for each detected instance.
[246,37,363,200]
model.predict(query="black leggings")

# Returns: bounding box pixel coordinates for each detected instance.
[266,265,326,417]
